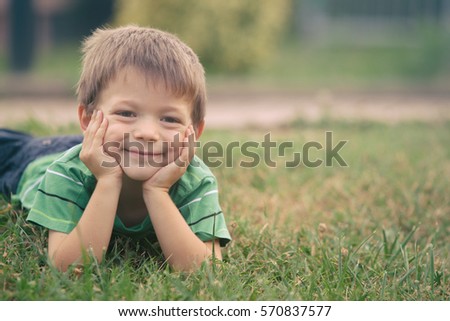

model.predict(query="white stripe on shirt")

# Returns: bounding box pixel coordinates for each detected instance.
[46,169,83,186]
[179,189,218,210]
[203,190,218,196]
[21,176,44,204]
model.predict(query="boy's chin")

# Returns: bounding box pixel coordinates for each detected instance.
[120,166,159,182]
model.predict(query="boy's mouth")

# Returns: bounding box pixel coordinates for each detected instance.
[125,148,164,157]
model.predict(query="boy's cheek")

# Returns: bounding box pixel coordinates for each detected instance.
[168,148,180,163]
[103,141,121,159]
[169,128,188,146]
[103,122,124,140]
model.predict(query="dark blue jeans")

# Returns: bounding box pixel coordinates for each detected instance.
[0,129,82,198]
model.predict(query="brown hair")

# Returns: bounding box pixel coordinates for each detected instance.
[76,25,206,128]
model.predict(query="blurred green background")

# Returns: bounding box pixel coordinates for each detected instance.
[1,0,449,94]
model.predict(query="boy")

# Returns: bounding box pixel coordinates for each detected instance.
[1,26,231,272]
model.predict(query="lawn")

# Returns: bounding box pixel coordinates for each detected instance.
[1,117,448,300]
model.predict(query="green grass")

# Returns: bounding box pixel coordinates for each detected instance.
[1,119,449,300]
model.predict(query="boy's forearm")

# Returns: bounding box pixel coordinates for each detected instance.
[143,189,218,271]
[49,177,121,271]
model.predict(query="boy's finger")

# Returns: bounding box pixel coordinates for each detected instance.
[93,114,108,148]
[83,111,106,151]
[175,129,191,168]
[187,125,196,162]
[176,147,189,168]
[83,110,98,140]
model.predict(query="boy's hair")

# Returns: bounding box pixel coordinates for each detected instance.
[76,25,206,128]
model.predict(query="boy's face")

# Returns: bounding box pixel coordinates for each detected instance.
[83,67,195,181]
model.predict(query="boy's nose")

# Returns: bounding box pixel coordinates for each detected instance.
[133,120,160,142]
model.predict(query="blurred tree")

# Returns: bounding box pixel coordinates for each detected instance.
[114,0,292,72]
[52,0,115,44]
[9,0,35,72]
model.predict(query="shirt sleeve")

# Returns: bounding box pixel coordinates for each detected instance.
[26,161,92,234]
[177,176,231,247]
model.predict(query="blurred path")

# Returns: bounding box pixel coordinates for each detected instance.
[1,89,449,129]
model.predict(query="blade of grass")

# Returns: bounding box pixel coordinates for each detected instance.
[428,244,435,296]
[385,226,418,269]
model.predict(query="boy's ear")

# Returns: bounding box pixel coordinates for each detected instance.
[78,105,92,131]
[195,120,205,139]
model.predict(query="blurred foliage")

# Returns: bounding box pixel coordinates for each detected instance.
[2,0,449,91]
[114,0,292,72]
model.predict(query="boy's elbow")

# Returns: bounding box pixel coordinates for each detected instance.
[49,250,105,273]
[169,250,223,273]
[48,255,70,272]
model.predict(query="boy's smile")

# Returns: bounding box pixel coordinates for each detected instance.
[93,67,192,181]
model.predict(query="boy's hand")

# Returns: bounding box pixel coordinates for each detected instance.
[80,110,123,182]
[142,125,196,194]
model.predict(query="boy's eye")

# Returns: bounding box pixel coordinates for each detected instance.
[161,116,180,124]
[117,111,136,117]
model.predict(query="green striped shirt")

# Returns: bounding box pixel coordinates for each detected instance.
[18,144,231,246]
